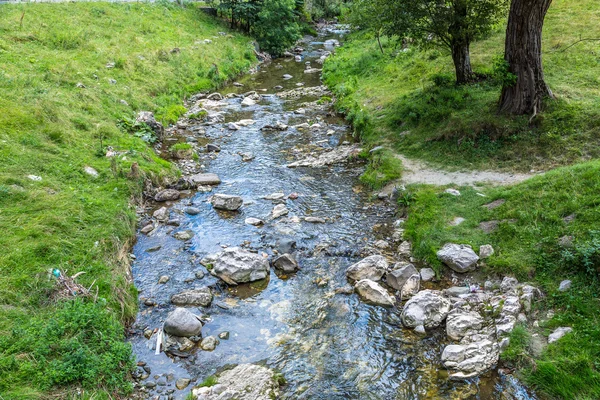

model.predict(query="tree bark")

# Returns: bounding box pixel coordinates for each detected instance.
[451,39,474,85]
[499,0,553,115]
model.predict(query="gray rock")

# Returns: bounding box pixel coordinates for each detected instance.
[446,309,484,341]
[445,188,461,196]
[163,308,203,337]
[227,122,240,130]
[420,268,435,282]
[84,166,99,177]
[171,288,213,307]
[479,244,494,259]
[559,280,572,291]
[345,255,388,282]
[200,336,219,351]
[207,143,221,152]
[211,247,270,284]
[272,253,299,272]
[141,224,155,234]
[212,194,243,211]
[158,275,170,284]
[441,339,499,380]
[264,192,285,201]
[437,243,479,273]
[444,286,470,297]
[190,173,222,186]
[155,189,180,202]
[401,290,452,329]
[196,364,281,400]
[305,216,326,223]
[354,279,396,306]
[400,274,420,299]
[241,97,256,106]
[174,230,194,241]
[548,326,573,343]
[500,276,519,293]
[386,262,418,290]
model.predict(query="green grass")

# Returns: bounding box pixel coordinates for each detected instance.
[400,161,600,399]
[324,0,600,172]
[0,2,255,398]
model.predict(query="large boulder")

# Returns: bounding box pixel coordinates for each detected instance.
[446,309,485,341]
[437,243,479,273]
[401,290,452,329]
[163,308,203,337]
[441,339,499,380]
[386,262,418,290]
[211,194,243,211]
[211,247,270,284]
[192,364,281,400]
[170,288,213,307]
[354,279,396,306]
[345,255,388,282]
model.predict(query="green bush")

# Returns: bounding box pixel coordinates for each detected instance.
[253,0,302,56]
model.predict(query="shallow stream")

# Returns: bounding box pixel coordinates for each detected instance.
[129,27,534,400]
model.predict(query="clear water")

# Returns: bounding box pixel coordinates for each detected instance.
[130,29,535,400]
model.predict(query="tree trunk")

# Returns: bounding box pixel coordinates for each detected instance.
[499,0,553,115]
[451,39,473,85]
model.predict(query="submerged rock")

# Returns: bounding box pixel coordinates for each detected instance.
[437,243,479,273]
[211,194,243,211]
[272,253,299,272]
[163,308,203,337]
[355,279,396,306]
[271,204,289,218]
[345,255,388,282]
[211,247,270,284]
[170,288,213,307]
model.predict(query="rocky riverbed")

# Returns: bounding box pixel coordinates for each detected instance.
[127,26,543,400]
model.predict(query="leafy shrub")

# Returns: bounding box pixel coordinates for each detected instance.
[118,115,158,144]
[157,104,187,125]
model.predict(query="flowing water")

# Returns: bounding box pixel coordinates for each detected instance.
[129,27,535,400]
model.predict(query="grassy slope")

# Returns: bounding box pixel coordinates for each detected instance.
[0,3,255,398]
[401,162,600,399]
[323,0,600,177]
[323,0,600,398]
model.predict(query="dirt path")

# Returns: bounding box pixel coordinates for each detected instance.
[396,154,536,186]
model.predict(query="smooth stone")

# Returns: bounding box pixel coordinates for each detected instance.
[211,194,243,211]
[163,308,203,337]
[548,327,573,343]
[245,217,264,226]
[272,253,299,272]
[155,189,180,202]
[190,173,221,186]
[420,268,435,281]
[437,243,479,273]
[346,255,389,282]
[558,280,572,291]
[354,279,396,306]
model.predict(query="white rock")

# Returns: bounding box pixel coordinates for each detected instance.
[420,268,436,282]
[437,243,479,273]
[241,97,256,106]
[346,255,388,282]
[548,327,573,343]
[245,217,264,226]
[355,279,396,306]
[401,290,452,329]
[479,244,494,259]
[445,188,461,196]
[446,309,484,341]
[211,247,270,284]
[441,339,499,379]
[558,280,572,291]
[84,166,99,177]
[272,204,289,219]
[27,175,42,181]
[227,122,240,130]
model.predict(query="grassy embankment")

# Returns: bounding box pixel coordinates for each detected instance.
[323,0,600,188]
[323,0,600,398]
[0,3,255,399]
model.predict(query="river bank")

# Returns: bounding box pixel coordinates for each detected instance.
[0,3,256,398]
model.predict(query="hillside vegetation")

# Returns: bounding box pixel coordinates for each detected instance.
[323,0,600,183]
[0,3,255,398]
